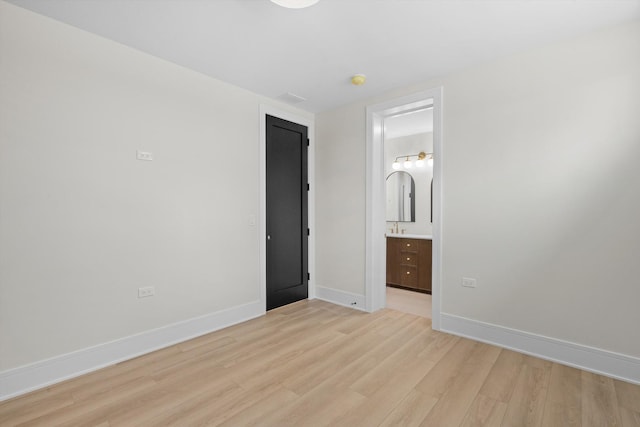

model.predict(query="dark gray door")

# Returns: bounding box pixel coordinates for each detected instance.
[266,115,308,310]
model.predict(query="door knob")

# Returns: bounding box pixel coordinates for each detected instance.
[267,235,271,240]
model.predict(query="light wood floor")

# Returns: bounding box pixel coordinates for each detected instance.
[2,300,639,426]
[386,286,432,318]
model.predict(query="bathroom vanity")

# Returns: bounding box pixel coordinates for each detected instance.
[386,235,432,294]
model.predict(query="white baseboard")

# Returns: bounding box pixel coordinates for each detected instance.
[315,286,367,312]
[0,300,264,402]
[441,313,640,385]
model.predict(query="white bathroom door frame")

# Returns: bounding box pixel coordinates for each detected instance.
[365,87,443,330]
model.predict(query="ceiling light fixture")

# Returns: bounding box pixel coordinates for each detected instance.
[351,74,366,86]
[270,0,320,9]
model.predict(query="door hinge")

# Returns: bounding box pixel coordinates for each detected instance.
[307,272,310,280]
[307,228,310,236]
[307,138,310,147]
[307,183,310,191]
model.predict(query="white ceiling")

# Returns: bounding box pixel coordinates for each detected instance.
[7,0,640,113]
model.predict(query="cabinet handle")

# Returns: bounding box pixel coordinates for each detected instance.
[406,243,411,247]
[406,271,411,275]
[406,257,411,261]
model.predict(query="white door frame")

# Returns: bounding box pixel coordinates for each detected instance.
[259,105,315,311]
[365,87,443,330]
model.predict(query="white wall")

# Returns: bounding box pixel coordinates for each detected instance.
[0,1,311,373]
[316,20,640,359]
[314,103,367,296]
[384,133,433,235]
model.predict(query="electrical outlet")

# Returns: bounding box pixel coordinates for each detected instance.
[138,286,155,298]
[461,277,477,288]
[136,150,153,161]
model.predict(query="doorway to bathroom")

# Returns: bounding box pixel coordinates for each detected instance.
[365,87,442,329]
[384,107,434,318]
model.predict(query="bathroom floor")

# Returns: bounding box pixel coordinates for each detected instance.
[386,286,432,319]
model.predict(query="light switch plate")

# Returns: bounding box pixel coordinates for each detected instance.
[462,277,477,288]
[136,150,153,161]
[138,286,155,298]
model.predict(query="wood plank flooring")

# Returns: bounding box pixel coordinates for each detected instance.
[386,286,432,319]
[1,299,639,426]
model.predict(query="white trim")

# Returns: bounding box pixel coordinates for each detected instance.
[365,110,385,312]
[0,300,264,401]
[441,313,640,385]
[365,87,443,330]
[315,286,367,312]
[259,105,316,307]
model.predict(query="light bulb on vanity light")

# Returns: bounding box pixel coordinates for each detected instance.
[415,159,425,167]
[270,0,319,8]
[392,161,401,170]
[403,157,413,169]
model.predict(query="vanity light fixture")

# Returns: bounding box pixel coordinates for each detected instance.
[270,0,320,8]
[391,151,432,170]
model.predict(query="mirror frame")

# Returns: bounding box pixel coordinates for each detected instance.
[386,170,415,222]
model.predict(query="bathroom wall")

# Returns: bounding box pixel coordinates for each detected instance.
[384,132,434,236]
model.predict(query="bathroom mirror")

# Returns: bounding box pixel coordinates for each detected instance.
[386,171,415,222]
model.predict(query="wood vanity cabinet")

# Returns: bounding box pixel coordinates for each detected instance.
[386,237,432,293]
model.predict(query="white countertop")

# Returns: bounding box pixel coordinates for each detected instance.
[386,233,432,240]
